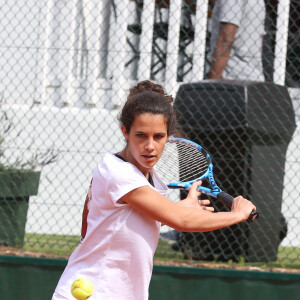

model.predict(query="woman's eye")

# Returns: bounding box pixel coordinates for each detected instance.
[155,135,164,140]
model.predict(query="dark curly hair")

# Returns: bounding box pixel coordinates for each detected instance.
[118,81,177,136]
[128,80,174,103]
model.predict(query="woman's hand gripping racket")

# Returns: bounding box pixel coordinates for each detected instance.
[156,137,258,222]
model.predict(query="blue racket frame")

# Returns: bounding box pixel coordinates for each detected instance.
[166,137,221,197]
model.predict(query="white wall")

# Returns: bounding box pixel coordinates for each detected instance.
[0,0,47,105]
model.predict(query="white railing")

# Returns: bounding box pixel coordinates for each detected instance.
[0,0,292,108]
[41,0,210,108]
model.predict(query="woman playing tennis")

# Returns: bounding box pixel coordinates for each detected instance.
[52,81,256,300]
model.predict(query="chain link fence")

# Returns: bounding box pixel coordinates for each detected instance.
[0,0,299,265]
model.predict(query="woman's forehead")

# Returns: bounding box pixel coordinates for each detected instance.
[132,113,167,130]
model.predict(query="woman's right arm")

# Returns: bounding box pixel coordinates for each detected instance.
[119,181,256,232]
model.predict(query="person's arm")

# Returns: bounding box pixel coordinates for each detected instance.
[207,22,238,79]
[119,181,256,232]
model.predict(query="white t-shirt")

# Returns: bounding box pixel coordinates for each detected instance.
[53,153,168,300]
[209,0,266,81]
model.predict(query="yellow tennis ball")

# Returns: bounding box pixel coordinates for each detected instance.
[71,278,94,300]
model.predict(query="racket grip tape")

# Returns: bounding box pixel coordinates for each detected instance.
[217,192,234,207]
[217,192,259,223]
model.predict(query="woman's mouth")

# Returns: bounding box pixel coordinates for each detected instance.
[142,154,156,162]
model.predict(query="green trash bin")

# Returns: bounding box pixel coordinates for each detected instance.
[0,170,41,247]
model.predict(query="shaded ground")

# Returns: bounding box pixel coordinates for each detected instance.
[0,245,65,259]
[154,259,300,274]
[1,245,300,274]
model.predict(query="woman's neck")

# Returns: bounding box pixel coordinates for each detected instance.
[118,148,150,178]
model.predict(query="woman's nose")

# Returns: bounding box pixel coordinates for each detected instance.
[145,140,155,151]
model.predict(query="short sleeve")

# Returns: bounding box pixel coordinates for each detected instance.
[218,0,245,27]
[101,156,150,205]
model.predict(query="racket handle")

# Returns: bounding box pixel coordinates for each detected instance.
[217,192,259,223]
[217,192,234,207]
[247,210,259,223]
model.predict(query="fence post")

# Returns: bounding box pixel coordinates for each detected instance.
[273,0,291,85]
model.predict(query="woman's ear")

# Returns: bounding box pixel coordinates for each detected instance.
[121,125,129,140]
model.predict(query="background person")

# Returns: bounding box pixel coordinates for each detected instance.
[207,0,266,81]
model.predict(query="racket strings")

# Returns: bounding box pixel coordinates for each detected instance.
[156,142,209,183]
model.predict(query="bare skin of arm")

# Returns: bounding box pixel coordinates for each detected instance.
[207,22,238,79]
[119,181,256,232]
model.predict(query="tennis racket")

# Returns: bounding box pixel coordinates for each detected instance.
[155,136,258,222]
